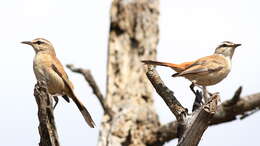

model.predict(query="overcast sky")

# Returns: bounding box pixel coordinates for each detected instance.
[0,0,259,146]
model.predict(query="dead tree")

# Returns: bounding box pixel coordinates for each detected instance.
[65,0,260,146]
[98,0,160,145]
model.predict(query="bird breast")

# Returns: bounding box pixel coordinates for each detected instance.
[33,53,65,95]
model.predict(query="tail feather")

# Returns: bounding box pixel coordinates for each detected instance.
[71,95,95,128]
[142,60,185,73]
[141,60,177,67]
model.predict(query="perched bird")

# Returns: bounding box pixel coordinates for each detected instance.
[22,38,95,128]
[142,41,241,94]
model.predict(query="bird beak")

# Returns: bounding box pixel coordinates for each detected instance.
[21,41,32,45]
[234,43,241,47]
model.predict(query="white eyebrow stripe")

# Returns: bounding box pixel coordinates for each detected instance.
[222,41,235,45]
[33,38,53,45]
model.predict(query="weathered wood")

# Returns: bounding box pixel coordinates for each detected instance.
[144,66,220,146]
[145,65,187,121]
[148,91,260,145]
[34,81,60,146]
[177,94,219,146]
[98,0,160,145]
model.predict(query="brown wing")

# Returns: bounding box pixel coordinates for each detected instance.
[51,64,75,96]
[173,55,224,77]
[51,59,95,128]
[50,55,74,90]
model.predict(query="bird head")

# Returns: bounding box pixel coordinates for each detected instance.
[214,41,241,59]
[21,38,56,55]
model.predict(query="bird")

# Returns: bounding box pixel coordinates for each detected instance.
[21,38,95,128]
[142,41,241,97]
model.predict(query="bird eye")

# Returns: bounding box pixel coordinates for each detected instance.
[35,41,43,45]
[221,44,228,47]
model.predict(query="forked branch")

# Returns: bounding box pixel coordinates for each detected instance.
[148,87,260,145]
[144,65,254,146]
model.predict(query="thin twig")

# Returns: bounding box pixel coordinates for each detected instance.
[240,108,260,119]
[66,64,113,117]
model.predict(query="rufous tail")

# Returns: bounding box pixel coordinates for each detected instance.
[141,60,184,72]
[71,94,95,128]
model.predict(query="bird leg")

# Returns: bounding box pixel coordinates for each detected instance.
[190,82,217,104]
[202,86,209,103]
[202,87,220,103]
[53,96,59,109]
[201,87,219,103]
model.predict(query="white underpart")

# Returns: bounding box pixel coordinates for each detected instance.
[219,54,232,70]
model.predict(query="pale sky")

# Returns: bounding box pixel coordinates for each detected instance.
[0,0,259,146]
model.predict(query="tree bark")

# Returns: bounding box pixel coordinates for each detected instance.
[147,91,260,145]
[97,0,160,146]
[145,66,220,146]
[34,81,60,146]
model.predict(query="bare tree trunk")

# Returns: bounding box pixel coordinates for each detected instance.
[97,0,160,145]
